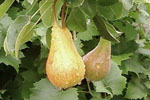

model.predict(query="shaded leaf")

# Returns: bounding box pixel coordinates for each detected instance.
[125,77,148,99]
[80,0,96,18]
[97,2,128,20]
[67,8,87,32]
[93,15,120,42]
[96,0,118,6]
[113,21,138,41]
[0,90,7,99]
[112,37,138,55]
[21,70,40,99]
[0,49,21,72]
[145,97,150,100]
[65,0,84,7]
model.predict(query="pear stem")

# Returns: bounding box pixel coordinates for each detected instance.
[86,80,93,96]
[61,2,66,28]
[52,0,58,26]
[86,80,99,100]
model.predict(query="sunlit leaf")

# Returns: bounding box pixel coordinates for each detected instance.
[39,0,63,27]
[29,79,79,100]
[0,0,15,19]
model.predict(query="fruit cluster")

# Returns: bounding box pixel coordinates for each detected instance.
[46,0,111,89]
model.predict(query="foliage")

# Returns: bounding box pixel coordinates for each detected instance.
[0,0,150,100]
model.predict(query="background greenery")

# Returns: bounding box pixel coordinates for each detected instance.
[0,0,150,100]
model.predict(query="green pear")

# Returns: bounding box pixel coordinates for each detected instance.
[83,38,111,81]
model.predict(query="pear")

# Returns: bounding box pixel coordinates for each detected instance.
[46,1,85,89]
[83,38,111,81]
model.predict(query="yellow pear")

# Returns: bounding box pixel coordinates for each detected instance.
[46,1,85,88]
[83,38,111,81]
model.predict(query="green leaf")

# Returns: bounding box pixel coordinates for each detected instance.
[21,70,40,83]
[144,81,150,89]
[111,95,127,100]
[112,53,133,65]
[35,23,49,47]
[40,45,49,58]
[77,23,99,41]
[90,91,108,100]
[93,15,120,42]
[0,49,21,72]
[137,48,150,56]
[77,87,86,100]
[0,0,15,19]
[66,8,87,32]
[145,97,150,100]
[39,0,63,27]
[119,0,134,10]
[113,21,138,41]
[112,37,138,55]
[125,77,148,99]
[65,0,84,7]
[22,0,32,9]
[0,14,13,29]
[0,90,6,99]
[29,78,58,100]
[46,28,51,48]
[21,70,40,99]
[74,39,84,56]
[105,22,122,39]
[93,61,126,95]
[27,0,34,5]
[15,23,34,58]
[96,0,118,6]
[80,0,96,18]
[121,56,147,75]
[7,7,19,20]
[97,2,128,20]
[57,88,79,100]
[4,15,33,58]
[0,14,13,49]
[34,58,46,74]
[29,78,79,100]
[93,81,112,95]
[4,15,30,55]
